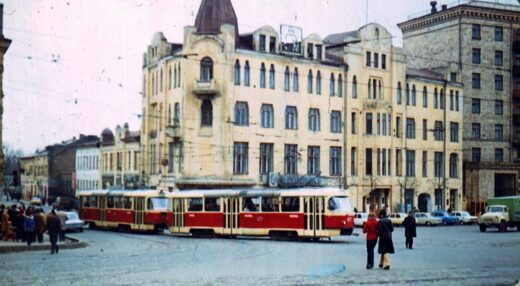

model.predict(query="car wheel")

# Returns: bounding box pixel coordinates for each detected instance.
[498,221,507,232]
[80,228,84,233]
[426,221,431,226]
[479,225,487,232]
[459,220,464,225]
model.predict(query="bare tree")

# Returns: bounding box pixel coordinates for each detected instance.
[3,143,23,175]
[397,176,418,212]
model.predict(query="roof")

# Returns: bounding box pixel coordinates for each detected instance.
[194,0,239,46]
[406,67,445,82]
[323,30,358,45]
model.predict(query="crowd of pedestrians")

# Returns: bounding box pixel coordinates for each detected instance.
[0,203,64,254]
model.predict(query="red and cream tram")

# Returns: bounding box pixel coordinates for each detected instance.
[168,188,355,240]
[77,190,172,232]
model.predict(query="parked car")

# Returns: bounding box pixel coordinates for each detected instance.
[451,211,478,225]
[414,212,442,226]
[431,211,459,225]
[389,213,407,226]
[64,211,84,232]
[354,213,368,227]
[30,197,42,208]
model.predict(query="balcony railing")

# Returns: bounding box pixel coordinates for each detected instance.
[193,79,219,95]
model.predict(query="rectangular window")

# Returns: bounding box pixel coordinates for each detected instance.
[381,54,386,69]
[450,122,459,143]
[495,75,503,91]
[316,44,322,60]
[455,91,460,111]
[308,108,320,131]
[235,101,249,126]
[396,116,401,138]
[472,123,481,139]
[259,34,266,52]
[366,113,373,135]
[233,142,248,174]
[377,113,381,135]
[449,90,454,111]
[450,72,457,82]
[284,144,298,174]
[434,121,444,141]
[406,118,415,139]
[331,111,341,133]
[406,150,415,177]
[496,124,504,140]
[307,146,320,175]
[366,51,371,67]
[396,149,402,177]
[168,143,174,174]
[434,152,444,177]
[285,106,298,130]
[495,50,503,66]
[472,148,481,163]
[495,26,503,42]
[423,87,428,108]
[351,147,357,176]
[269,36,276,53]
[495,100,503,115]
[377,148,381,176]
[382,148,387,176]
[472,24,481,40]
[330,147,342,176]
[472,48,481,64]
[374,52,379,68]
[423,119,428,140]
[422,151,427,177]
[259,143,274,175]
[260,104,274,128]
[307,43,314,59]
[366,148,372,176]
[449,154,458,178]
[388,149,392,176]
[382,114,387,136]
[495,148,504,163]
[472,98,481,114]
[472,73,481,89]
[351,112,357,134]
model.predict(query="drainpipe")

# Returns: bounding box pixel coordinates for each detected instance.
[443,79,448,211]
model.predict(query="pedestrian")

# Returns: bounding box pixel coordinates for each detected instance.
[377,209,394,270]
[8,204,17,225]
[56,210,67,242]
[24,208,36,246]
[403,211,417,249]
[14,207,25,242]
[35,208,47,243]
[362,212,379,269]
[46,209,61,255]
[0,204,9,240]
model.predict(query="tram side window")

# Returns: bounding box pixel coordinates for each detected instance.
[114,197,123,209]
[281,197,300,212]
[82,196,97,208]
[328,196,353,212]
[107,197,115,208]
[204,198,221,212]
[243,197,260,212]
[261,197,279,212]
[122,197,132,209]
[147,197,170,211]
[188,198,203,212]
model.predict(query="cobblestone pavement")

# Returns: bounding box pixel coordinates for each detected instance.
[1,225,519,286]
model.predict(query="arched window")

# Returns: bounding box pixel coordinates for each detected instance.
[406,83,410,105]
[285,106,298,130]
[168,67,172,90]
[352,76,357,98]
[234,101,249,126]
[201,99,212,126]
[200,57,213,81]
[316,71,322,94]
[307,70,313,94]
[174,102,180,126]
[423,86,428,107]
[151,73,155,95]
[234,60,241,85]
[440,88,445,110]
[338,75,343,97]
[378,80,382,99]
[160,69,163,92]
[372,79,377,100]
[434,88,439,109]
[293,68,299,92]
[397,82,402,104]
[284,67,290,91]
[269,64,276,89]
[412,84,416,106]
[173,65,177,89]
[330,73,335,96]
[260,104,274,128]
[244,61,250,86]
[368,79,372,99]
[260,63,266,88]
[177,65,181,88]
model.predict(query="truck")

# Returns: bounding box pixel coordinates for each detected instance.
[478,196,520,232]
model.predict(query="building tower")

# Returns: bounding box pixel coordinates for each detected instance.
[0,3,12,187]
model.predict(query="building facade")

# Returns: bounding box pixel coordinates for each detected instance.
[0,4,11,187]
[399,0,520,214]
[20,150,49,201]
[100,124,141,189]
[140,0,464,212]
[75,142,100,191]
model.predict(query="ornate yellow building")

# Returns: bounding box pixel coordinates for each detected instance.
[20,151,49,201]
[140,0,464,212]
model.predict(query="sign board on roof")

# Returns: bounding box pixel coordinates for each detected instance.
[280,24,302,55]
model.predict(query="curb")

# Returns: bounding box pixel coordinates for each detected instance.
[0,236,88,254]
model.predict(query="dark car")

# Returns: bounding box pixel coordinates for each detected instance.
[431,211,459,225]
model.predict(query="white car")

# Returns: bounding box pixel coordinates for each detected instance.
[64,212,85,232]
[354,213,368,227]
[414,212,443,226]
[451,211,478,225]
[389,213,407,226]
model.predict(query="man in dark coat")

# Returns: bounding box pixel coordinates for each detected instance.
[46,210,62,255]
[403,211,417,249]
[377,209,394,270]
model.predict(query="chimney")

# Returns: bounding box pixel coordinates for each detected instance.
[430,1,438,14]
[441,4,448,11]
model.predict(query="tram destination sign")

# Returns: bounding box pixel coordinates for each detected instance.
[280,24,302,55]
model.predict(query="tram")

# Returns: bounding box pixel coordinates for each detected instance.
[77,190,172,232]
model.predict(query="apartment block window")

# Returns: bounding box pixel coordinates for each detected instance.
[285,106,298,130]
[382,54,386,69]
[366,51,371,67]
[366,113,373,135]
[382,148,387,175]
[382,114,387,136]
[450,122,459,143]
[351,147,357,176]
[307,70,313,93]
[434,88,438,109]
[284,67,290,91]
[233,142,248,174]
[422,86,428,107]
[449,90,454,111]
[201,99,212,126]
[200,57,213,81]
[377,149,381,176]
[396,149,402,177]
[472,123,481,139]
[329,73,335,96]
[472,24,481,40]
[234,60,241,85]
[259,34,266,52]
[307,43,314,59]
[244,61,250,86]
[455,91,460,111]
[450,72,457,82]
[406,118,415,139]
[269,64,275,89]
[368,80,372,99]
[495,26,503,42]
[411,85,417,106]
[269,36,276,53]
[377,113,381,135]
[434,152,444,177]
[308,108,320,131]
[374,52,379,68]
[496,124,504,140]
[293,68,299,92]
[174,102,180,126]
[316,44,322,60]
[260,63,266,88]
[439,89,445,110]
[472,48,481,64]
[423,119,428,140]
[396,116,402,138]
[260,104,274,128]
[234,101,249,126]
[495,50,503,66]
[472,148,481,162]
[472,98,481,114]
[307,146,320,175]
[316,71,322,95]
[406,83,410,105]
[259,143,274,175]
[495,148,504,163]
[338,75,343,97]
[352,76,357,98]
[495,75,503,91]
[449,153,458,178]
[366,148,373,176]
[472,73,481,89]
[284,144,298,174]
[495,100,504,115]
[406,150,416,177]
[434,121,444,141]
[351,112,357,134]
[388,149,392,176]
[330,147,342,176]
[422,151,427,177]
[331,110,341,133]
[397,82,402,104]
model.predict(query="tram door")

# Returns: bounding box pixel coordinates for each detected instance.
[99,196,107,223]
[223,197,239,236]
[134,197,145,227]
[171,198,185,233]
[303,197,325,237]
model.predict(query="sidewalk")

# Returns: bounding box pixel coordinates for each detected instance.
[0,236,88,254]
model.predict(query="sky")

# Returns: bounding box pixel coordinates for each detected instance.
[2,0,519,154]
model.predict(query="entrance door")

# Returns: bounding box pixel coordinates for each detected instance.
[223,197,239,236]
[134,197,145,228]
[171,198,185,233]
[303,197,325,237]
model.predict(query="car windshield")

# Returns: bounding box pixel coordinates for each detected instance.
[328,196,353,212]
[67,213,78,220]
[488,206,504,213]
[147,197,171,211]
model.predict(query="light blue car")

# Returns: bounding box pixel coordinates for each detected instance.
[431,211,459,225]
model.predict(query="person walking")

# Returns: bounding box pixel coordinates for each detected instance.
[0,204,8,240]
[24,208,36,246]
[403,211,417,249]
[14,207,25,242]
[56,210,67,242]
[46,210,61,254]
[362,213,379,269]
[35,208,47,243]
[377,209,394,270]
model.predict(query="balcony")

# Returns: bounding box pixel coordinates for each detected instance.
[165,124,182,139]
[193,79,219,96]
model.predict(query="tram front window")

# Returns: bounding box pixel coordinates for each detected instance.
[147,197,170,211]
[328,196,353,212]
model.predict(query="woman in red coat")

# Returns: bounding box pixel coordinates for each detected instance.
[362,213,378,269]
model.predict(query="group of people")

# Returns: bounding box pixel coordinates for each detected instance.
[0,204,66,254]
[362,210,417,270]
